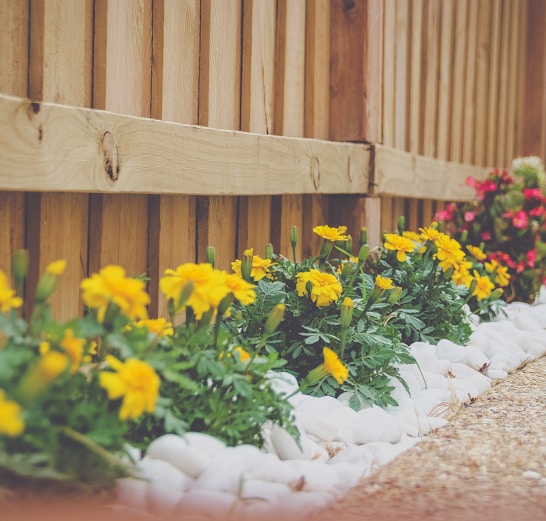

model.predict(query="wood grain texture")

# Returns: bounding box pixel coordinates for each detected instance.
[273,0,306,259]
[0,0,28,277]
[149,0,200,317]
[90,0,152,279]
[27,0,93,319]
[373,145,487,202]
[197,0,241,270]
[303,0,330,258]
[238,0,276,257]
[0,93,371,195]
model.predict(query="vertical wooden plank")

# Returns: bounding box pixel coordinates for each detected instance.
[381,0,396,233]
[303,0,330,257]
[329,0,383,142]
[437,0,454,161]
[462,0,478,163]
[328,0,383,244]
[486,0,502,166]
[513,0,528,159]
[148,0,199,317]
[498,0,513,165]
[394,0,413,230]
[27,0,93,319]
[394,0,409,151]
[422,0,441,158]
[197,0,241,269]
[91,0,152,281]
[473,0,491,167]
[238,0,276,258]
[519,0,541,157]
[0,1,28,275]
[449,0,468,162]
[272,0,306,259]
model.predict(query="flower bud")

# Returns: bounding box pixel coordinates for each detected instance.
[360,227,368,246]
[397,215,406,235]
[358,244,370,264]
[319,240,333,259]
[489,288,504,300]
[217,293,234,317]
[241,250,253,282]
[264,303,285,334]
[467,278,478,295]
[35,260,67,303]
[290,226,298,250]
[265,243,274,260]
[19,351,69,403]
[387,286,403,304]
[345,235,353,254]
[176,281,194,310]
[12,249,29,295]
[340,297,354,329]
[206,246,216,267]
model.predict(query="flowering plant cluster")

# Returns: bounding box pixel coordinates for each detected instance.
[0,220,508,494]
[228,222,507,408]
[0,253,298,495]
[435,156,546,303]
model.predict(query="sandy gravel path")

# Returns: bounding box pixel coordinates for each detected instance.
[315,355,546,521]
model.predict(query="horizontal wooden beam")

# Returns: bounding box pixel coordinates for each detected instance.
[0,93,370,195]
[372,144,489,201]
[0,93,490,202]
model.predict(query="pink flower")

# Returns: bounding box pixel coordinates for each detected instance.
[529,206,545,218]
[512,210,528,229]
[523,188,542,200]
[464,211,476,223]
[527,249,537,268]
[481,231,492,241]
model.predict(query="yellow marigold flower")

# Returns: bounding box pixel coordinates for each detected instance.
[225,273,256,306]
[383,234,417,262]
[40,330,86,374]
[18,350,69,402]
[451,262,473,287]
[375,275,394,290]
[472,270,495,301]
[231,254,274,282]
[402,231,421,242]
[132,318,174,338]
[160,263,230,319]
[81,265,150,322]
[0,270,23,312]
[46,259,67,276]
[467,245,487,262]
[419,226,441,242]
[296,270,342,307]
[233,346,251,362]
[0,390,24,437]
[484,260,511,287]
[322,347,349,385]
[313,225,349,242]
[99,355,160,420]
[433,234,465,270]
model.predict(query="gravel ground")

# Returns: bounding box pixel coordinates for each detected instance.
[315,355,546,521]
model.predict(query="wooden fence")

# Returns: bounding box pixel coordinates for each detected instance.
[0,0,538,319]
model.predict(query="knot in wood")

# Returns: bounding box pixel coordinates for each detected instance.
[101,131,119,183]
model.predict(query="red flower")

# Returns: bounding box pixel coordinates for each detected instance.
[464,211,476,222]
[523,188,542,200]
[512,210,528,229]
[527,249,537,268]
